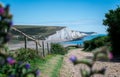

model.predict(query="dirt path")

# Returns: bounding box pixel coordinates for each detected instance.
[60,48,120,77]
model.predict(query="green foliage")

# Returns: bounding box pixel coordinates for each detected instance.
[51,43,67,55]
[83,36,109,51]
[15,48,39,62]
[0,53,40,77]
[103,6,120,58]
[92,46,113,61]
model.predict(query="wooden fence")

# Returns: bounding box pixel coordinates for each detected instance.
[11,27,51,57]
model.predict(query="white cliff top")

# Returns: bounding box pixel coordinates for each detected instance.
[45,27,89,43]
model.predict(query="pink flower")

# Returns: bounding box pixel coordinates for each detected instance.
[0,7,4,15]
[108,52,113,59]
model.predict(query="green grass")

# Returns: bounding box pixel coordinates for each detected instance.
[30,54,63,77]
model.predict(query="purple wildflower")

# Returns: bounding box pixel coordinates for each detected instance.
[25,63,30,69]
[69,55,77,63]
[35,69,40,76]
[0,7,4,15]
[7,57,16,65]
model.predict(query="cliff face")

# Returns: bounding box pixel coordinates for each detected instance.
[45,27,88,42]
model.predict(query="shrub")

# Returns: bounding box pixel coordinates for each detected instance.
[103,6,120,58]
[51,43,67,55]
[83,36,110,51]
[15,48,39,62]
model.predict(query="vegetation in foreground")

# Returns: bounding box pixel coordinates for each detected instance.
[0,4,40,77]
[10,48,63,77]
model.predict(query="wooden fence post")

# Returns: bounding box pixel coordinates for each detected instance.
[24,36,27,49]
[36,41,39,54]
[47,42,50,54]
[42,40,45,57]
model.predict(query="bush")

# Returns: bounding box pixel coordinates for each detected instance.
[83,36,110,51]
[51,43,67,55]
[15,48,39,62]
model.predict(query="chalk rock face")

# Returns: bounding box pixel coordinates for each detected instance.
[45,27,88,42]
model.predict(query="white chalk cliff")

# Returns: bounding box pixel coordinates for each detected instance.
[45,27,89,42]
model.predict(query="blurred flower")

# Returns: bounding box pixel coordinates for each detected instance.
[35,69,40,76]
[0,7,4,15]
[25,63,30,69]
[7,57,16,65]
[69,55,77,63]
[108,52,113,59]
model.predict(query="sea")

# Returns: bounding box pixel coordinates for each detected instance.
[60,34,107,45]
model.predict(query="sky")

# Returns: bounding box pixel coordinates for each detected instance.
[0,0,120,34]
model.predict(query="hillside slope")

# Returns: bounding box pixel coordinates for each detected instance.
[11,25,65,39]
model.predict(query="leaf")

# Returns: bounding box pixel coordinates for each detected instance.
[80,70,90,77]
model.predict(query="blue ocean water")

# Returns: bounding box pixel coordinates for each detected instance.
[61,34,107,45]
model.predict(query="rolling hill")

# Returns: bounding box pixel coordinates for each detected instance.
[11,25,65,40]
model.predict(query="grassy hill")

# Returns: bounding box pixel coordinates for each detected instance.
[11,25,65,40]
